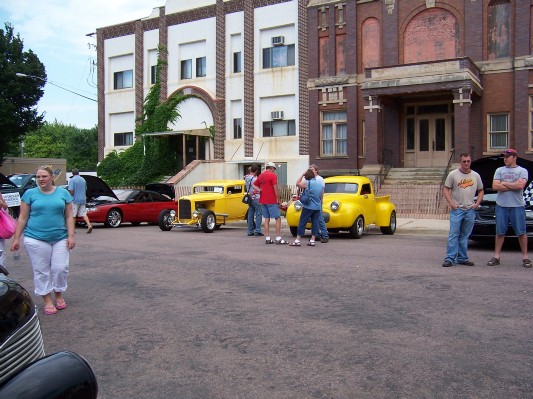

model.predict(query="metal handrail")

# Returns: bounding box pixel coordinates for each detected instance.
[436,148,456,206]
[373,149,393,195]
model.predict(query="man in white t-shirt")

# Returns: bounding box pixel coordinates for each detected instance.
[442,153,484,267]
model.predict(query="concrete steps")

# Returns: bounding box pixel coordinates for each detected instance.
[383,167,447,185]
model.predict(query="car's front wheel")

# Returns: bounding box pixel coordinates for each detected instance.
[158,210,174,231]
[380,210,397,235]
[201,211,216,233]
[349,215,364,239]
[104,209,122,228]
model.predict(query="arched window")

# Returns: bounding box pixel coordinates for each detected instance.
[362,18,381,69]
[487,0,511,59]
[403,8,459,64]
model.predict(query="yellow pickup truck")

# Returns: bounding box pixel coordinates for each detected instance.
[286,175,396,239]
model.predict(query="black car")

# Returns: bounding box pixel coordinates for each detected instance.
[470,155,533,241]
[0,274,98,398]
[0,173,37,218]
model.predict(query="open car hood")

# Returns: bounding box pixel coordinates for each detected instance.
[471,155,533,192]
[81,175,118,200]
[0,173,17,189]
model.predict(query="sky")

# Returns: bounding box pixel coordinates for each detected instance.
[0,0,162,129]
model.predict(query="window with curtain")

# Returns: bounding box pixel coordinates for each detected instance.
[489,113,508,149]
[321,111,347,156]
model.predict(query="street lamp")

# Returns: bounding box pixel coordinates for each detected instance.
[15,72,97,102]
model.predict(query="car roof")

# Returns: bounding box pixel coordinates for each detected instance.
[192,180,245,186]
[324,175,371,184]
[470,155,533,190]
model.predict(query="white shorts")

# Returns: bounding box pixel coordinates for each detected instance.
[72,203,87,217]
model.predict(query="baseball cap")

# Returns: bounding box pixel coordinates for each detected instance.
[503,149,517,156]
[266,162,276,169]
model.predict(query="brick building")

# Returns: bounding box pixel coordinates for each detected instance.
[307,0,533,175]
[97,0,533,183]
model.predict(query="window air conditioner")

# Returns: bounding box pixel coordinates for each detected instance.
[271,111,284,120]
[271,36,285,46]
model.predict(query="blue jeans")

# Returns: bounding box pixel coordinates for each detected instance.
[297,208,321,238]
[247,199,263,235]
[444,208,475,264]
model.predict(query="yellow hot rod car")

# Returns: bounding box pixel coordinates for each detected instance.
[286,175,396,239]
[158,180,248,233]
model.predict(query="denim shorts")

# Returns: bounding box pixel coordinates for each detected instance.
[261,203,280,219]
[495,205,526,236]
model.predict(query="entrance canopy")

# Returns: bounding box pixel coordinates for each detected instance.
[141,129,210,137]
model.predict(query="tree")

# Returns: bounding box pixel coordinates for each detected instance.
[23,121,98,170]
[0,22,46,162]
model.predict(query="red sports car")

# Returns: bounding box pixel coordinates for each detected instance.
[76,176,176,228]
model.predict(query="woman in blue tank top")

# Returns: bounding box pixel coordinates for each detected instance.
[11,166,75,315]
[290,168,323,246]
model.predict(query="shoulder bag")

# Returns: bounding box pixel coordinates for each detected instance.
[242,179,252,204]
[299,180,311,206]
[0,209,17,239]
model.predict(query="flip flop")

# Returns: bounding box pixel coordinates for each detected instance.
[44,306,57,315]
[289,241,301,246]
[307,241,316,247]
[55,299,67,310]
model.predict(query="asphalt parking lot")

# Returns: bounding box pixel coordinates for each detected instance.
[5,220,533,399]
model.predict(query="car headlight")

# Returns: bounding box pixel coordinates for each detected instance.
[170,210,176,217]
[87,207,97,212]
[526,210,533,220]
[192,210,199,218]
[294,201,303,211]
[330,201,340,212]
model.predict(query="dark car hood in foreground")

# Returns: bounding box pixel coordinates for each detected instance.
[471,155,533,192]
[81,175,118,201]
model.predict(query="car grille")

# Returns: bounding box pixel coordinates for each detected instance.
[476,205,496,220]
[0,309,45,385]
[179,199,192,219]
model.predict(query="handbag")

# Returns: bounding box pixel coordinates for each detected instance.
[242,179,252,204]
[299,180,311,205]
[0,209,17,239]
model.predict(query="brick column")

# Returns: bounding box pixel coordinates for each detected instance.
[298,0,309,155]
[215,0,226,160]
[453,88,473,160]
[158,8,168,102]
[134,20,144,131]
[363,95,381,164]
[96,29,105,161]
[243,1,254,158]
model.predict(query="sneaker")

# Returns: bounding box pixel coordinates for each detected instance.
[487,257,500,266]
[442,260,453,267]
[254,232,264,236]
[320,238,329,243]
[458,260,475,266]
[247,233,255,236]
[522,259,532,268]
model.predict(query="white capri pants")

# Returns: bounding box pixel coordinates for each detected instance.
[23,236,70,296]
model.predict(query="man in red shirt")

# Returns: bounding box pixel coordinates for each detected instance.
[253,162,289,244]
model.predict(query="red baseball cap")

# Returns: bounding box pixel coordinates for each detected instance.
[503,149,517,156]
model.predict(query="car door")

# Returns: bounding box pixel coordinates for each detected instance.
[147,192,174,223]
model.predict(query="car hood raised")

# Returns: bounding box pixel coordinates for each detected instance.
[0,173,17,189]
[471,155,533,192]
[81,175,118,201]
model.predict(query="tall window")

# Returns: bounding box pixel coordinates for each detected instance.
[181,59,192,79]
[263,120,296,137]
[263,44,295,69]
[196,57,206,77]
[321,111,347,156]
[233,118,242,139]
[114,132,133,146]
[489,113,509,149]
[233,51,242,73]
[113,70,133,90]
[150,65,156,85]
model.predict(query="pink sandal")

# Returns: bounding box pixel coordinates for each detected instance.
[55,299,67,310]
[44,305,57,315]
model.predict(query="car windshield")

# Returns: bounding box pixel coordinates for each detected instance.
[8,175,29,188]
[194,186,224,194]
[115,190,134,201]
[324,183,359,194]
